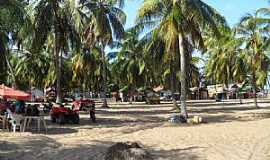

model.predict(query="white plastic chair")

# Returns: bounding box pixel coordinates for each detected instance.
[6,109,24,132]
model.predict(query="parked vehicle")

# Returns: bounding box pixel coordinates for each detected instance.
[50,103,80,124]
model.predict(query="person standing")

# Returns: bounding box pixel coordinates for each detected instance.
[119,92,124,102]
[15,100,25,114]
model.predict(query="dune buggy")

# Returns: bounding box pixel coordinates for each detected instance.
[50,104,80,124]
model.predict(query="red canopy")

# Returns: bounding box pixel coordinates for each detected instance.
[0,84,31,101]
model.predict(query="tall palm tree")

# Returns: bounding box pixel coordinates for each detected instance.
[256,7,270,89]
[144,32,182,108]
[0,0,28,87]
[111,28,147,92]
[237,12,270,108]
[28,0,83,103]
[137,0,226,118]
[205,28,247,87]
[82,0,126,107]
[13,51,50,88]
[72,47,102,94]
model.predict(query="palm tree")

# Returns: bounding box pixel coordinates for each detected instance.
[72,47,102,95]
[237,12,270,108]
[28,0,83,103]
[13,50,51,88]
[205,28,247,86]
[144,32,182,107]
[111,28,147,92]
[0,0,28,87]
[205,28,248,104]
[82,0,126,107]
[146,33,201,107]
[137,0,226,118]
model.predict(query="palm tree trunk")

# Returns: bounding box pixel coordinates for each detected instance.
[252,71,258,108]
[178,33,188,118]
[129,88,133,104]
[53,0,62,103]
[171,79,178,107]
[83,80,86,98]
[170,61,178,109]
[101,44,108,108]
[267,77,270,94]
[55,40,62,103]
[239,92,243,104]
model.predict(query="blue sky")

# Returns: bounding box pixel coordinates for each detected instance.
[123,0,269,28]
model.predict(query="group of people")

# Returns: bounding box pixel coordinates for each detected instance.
[0,98,39,116]
[0,98,25,114]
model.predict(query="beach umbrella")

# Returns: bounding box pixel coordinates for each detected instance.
[0,84,31,101]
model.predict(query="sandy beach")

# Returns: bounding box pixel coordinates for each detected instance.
[1,99,270,160]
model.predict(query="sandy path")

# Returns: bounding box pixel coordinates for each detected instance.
[1,99,270,160]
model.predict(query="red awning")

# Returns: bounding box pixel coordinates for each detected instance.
[0,84,31,101]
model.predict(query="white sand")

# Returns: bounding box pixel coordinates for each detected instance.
[1,99,270,160]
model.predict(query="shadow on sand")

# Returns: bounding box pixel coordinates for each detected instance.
[45,104,270,133]
[190,105,270,114]
[203,112,270,123]
[0,138,201,160]
[8,100,270,135]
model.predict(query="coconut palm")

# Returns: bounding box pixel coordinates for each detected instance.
[71,47,103,94]
[28,0,83,103]
[111,28,148,91]
[146,33,201,107]
[82,0,126,107]
[237,12,270,108]
[13,50,52,89]
[137,0,226,118]
[0,0,28,86]
[144,33,180,108]
[205,28,247,86]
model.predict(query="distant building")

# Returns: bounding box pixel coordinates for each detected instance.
[207,84,226,99]
[189,87,208,100]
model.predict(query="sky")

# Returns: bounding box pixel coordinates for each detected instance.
[123,0,269,28]
[121,0,269,68]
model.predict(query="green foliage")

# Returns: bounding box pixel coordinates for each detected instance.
[1,0,270,103]
[205,28,247,85]
[237,12,270,88]
[137,0,226,90]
